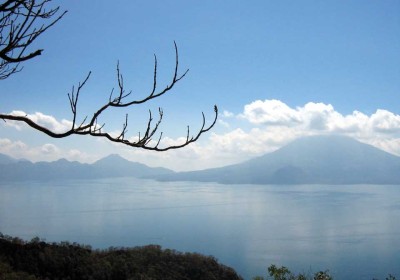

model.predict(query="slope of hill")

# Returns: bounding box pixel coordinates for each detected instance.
[0,153,17,165]
[0,154,174,181]
[157,135,400,184]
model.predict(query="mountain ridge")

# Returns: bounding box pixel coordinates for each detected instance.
[155,135,400,184]
[0,154,174,181]
[2,135,400,184]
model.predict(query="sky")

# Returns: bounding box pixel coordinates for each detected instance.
[1,0,400,171]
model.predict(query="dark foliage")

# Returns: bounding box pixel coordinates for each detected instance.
[0,235,242,280]
[253,264,397,280]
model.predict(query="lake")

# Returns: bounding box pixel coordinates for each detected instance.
[0,178,399,279]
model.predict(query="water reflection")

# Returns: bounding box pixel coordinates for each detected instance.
[0,178,399,279]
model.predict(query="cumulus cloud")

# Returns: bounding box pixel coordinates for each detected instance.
[41,143,60,155]
[222,110,234,118]
[239,99,302,126]
[0,138,93,163]
[218,119,230,128]
[0,138,28,152]
[370,109,400,133]
[238,100,400,136]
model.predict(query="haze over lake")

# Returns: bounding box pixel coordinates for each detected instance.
[0,178,399,280]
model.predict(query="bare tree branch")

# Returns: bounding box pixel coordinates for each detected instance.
[1,43,219,151]
[0,0,67,79]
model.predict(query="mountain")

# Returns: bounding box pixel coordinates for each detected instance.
[0,154,174,182]
[0,154,18,165]
[92,154,173,177]
[3,136,400,184]
[156,135,400,184]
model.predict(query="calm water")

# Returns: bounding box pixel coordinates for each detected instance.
[0,178,399,279]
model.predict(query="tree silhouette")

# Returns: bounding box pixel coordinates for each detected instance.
[0,0,218,151]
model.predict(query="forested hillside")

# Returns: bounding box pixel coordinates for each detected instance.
[0,234,242,280]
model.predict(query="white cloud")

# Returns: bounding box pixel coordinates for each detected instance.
[238,99,400,136]
[239,99,302,126]
[370,109,400,133]
[0,138,93,163]
[300,102,337,130]
[222,110,234,118]
[0,138,28,152]
[41,143,60,155]
[218,119,230,128]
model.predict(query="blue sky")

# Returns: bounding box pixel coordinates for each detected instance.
[1,0,400,170]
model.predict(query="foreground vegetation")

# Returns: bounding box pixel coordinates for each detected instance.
[0,234,242,280]
[252,264,333,280]
[253,264,397,280]
[0,234,397,280]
